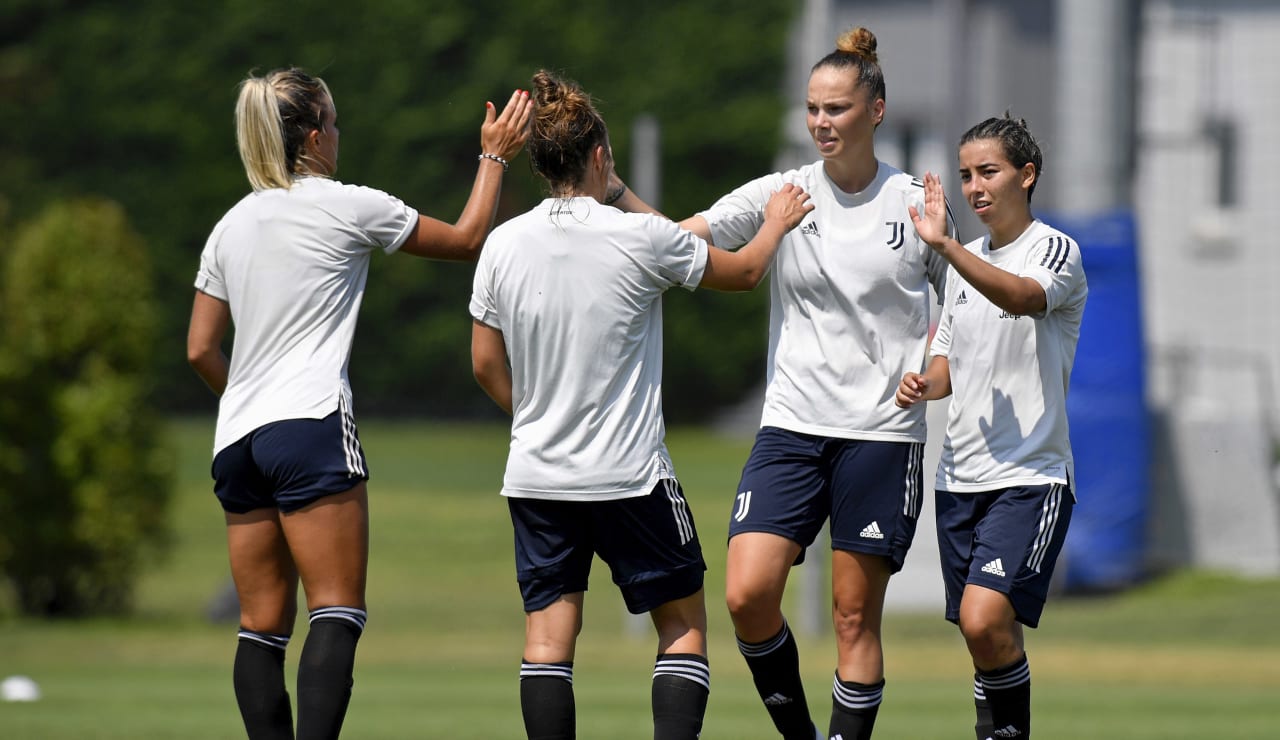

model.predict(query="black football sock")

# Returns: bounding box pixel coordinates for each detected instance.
[295,606,366,740]
[651,653,710,740]
[233,629,293,740]
[978,654,1031,739]
[737,620,817,739]
[520,660,576,739]
[827,674,883,740]
[973,674,995,739]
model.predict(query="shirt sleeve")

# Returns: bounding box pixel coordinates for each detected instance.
[468,238,502,329]
[929,273,957,358]
[193,220,228,301]
[645,215,709,292]
[347,184,419,254]
[1022,233,1087,319]
[696,174,782,250]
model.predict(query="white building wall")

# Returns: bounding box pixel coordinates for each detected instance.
[1136,0,1280,574]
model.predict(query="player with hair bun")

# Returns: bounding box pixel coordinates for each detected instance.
[470,68,812,740]
[897,113,1087,740]
[187,66,530,739]
[613,26,954,740]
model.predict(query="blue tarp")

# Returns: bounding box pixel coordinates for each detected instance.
[1043,210,1150,590]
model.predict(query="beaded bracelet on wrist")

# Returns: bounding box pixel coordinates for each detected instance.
[479,152,509,171]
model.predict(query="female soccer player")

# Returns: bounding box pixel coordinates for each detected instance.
[614,26,952,740]
[895,114,1088,739]
[186,66,531,740]
[469,69,811,740]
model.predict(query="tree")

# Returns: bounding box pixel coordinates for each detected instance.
[0,198,173,616]
[0,0,796,420]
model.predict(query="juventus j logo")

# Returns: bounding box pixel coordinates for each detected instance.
[733,490,752,522]
[885,221,905,249]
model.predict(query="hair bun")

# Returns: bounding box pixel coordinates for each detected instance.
[836,27,878,63]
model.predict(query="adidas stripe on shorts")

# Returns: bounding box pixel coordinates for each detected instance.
[212,405,368,514]
[935,483,1074,628]
[728,426,923,572]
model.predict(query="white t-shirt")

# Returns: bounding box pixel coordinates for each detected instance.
[929,219,1088,492]
[470,197,709,501]
[699,160,949,442]
[194,176,418,455]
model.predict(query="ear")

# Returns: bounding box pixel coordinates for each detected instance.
[1020,162,1037,192]
[871,97,885,126]
[305,127,322,154]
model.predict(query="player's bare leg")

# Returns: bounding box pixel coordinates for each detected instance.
[827,549,891,740]
[227,508,299,740]
[650,589,710,740]
[960,584,1029,740]
[726,532,817,739]
[520,593,584,739]
[280,483,370,740]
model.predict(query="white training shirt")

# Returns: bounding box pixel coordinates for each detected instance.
[698,160,949,442]
[470,197,709,501]
[194,176,418,455]
[929,219,1088,493]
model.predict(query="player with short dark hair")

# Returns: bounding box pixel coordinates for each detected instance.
[896,113,1088,740]
[186,66,531,740]
[469,68,812,740]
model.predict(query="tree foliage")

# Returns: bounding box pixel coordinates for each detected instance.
[0,0,796,421]
[0,198,173,616]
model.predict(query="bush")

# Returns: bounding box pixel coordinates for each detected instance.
[0,198,173,616]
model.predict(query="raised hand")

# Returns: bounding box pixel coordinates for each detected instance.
[480,89,533,163]
[908,172,950,249]
[763,183,815,231]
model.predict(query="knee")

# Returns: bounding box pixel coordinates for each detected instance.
[239,596,298,635]
[958,613,1015,663]
[725,585,773,628]
[831,600,877,645]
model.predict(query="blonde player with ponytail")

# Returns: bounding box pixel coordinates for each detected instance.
[187,67,530,739]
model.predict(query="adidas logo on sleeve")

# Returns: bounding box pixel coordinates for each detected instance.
[859,521,885,540]
[981,558,1007,577]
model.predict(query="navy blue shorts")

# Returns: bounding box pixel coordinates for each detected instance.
[728,427,923,571]
[935,483,1074,628]
[211,406,369,514]
[508,479,706,615]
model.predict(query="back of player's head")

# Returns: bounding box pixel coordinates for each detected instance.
[235,67,332,191]
[812,26,886,104]
[960,113,1044,202]
[528,69,609,193]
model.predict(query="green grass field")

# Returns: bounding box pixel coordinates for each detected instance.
[2,419,1278,738]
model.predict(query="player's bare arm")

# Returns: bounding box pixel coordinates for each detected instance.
[187,290,231,395]
[471,319,513,415]
[700,184,813,292]
[402,90,533,261]
[895,355,952,408]
[910,172,1046,316]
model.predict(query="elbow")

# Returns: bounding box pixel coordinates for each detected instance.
[458,237,486,262]
[741,267,768,290]
[472,359,498,390]
[186,344,208,371]
[727,267,767,292]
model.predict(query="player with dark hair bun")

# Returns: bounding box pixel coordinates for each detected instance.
[897,113,1087,739]
[470,68,812,739]
[612,26,955,740]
